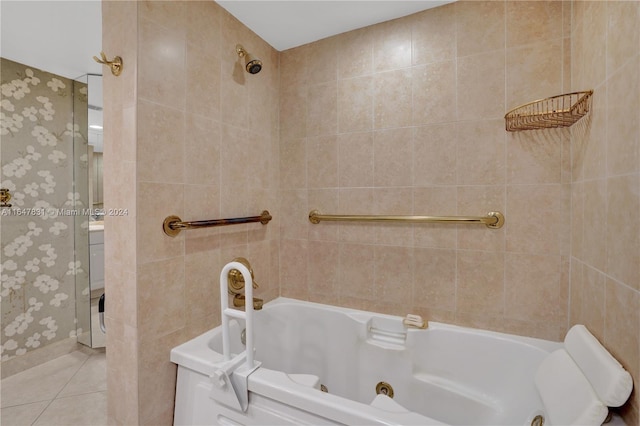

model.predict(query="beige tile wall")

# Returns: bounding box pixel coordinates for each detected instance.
[570,2,640,424]
[102,1,139,424]
[102,0,639,424]
[280,0,573,340]
[103,1,279,424]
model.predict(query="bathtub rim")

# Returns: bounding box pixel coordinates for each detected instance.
[170,296,563,377]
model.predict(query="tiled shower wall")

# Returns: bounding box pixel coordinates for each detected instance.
[102,1,279,424]
[279,1,573,340]
[569,2,640,424]
[102,1,640,424]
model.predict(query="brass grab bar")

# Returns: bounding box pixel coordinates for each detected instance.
[163,210,272,237]
[308,210,504,229]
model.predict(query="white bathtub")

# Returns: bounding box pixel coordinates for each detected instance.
[171,298,562,426]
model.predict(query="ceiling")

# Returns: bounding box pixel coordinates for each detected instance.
[216,1,455,51]
[0,1,103,80]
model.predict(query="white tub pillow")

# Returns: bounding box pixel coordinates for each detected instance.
[564,324,633,407]
[535,349,608,425]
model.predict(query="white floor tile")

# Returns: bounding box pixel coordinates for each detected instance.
[1,351,89,408]
[33,391,107,426]
[0,400,49,426]
[58,352,106,398]
[1,350,107,425]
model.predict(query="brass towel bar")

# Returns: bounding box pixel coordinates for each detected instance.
[163,210,272,237]
[308,210,504,229]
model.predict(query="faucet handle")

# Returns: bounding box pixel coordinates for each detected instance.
[227,257,258,295]
[403,314,427,329]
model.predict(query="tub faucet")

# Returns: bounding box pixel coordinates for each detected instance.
[233,294,263,310]
[228,257,263,311]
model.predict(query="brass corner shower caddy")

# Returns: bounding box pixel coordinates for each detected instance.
[505,90,593,132]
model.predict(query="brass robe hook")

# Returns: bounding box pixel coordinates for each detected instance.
[93,51,123,76]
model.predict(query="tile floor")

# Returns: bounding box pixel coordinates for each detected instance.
[1,350,106,426]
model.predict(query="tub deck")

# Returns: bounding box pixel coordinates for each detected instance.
[171,297,562,426]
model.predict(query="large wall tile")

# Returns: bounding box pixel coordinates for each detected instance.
[137,100,185,184]
[338,132,373,187]
[185,45,221,120]
[338,77,373,133]
[307,82,337,137]
[184,114,220,186]
[606,58,639,177]
[414,187,457,249]
[604,279,639,388]
[506,1,563,48]
[457,185,505,252]
[374,246,414,307]
[138,18,186,109]
[307,136,338,189]
[413,248,456,311]
[505,253,568,324]
[456,250,505,317]
[412,61,456,126]
[279,137,306,189]
[337,188,376,244]
[138,1,185,33]
[280,239,308,300]
[185,1,221,58]
[507,129,563,184]
[582,179,607,272]
[373,18,411,72]
[373,128,413,187]
[413,123,456,186]
[606,1,639,76]
[581,1,607,89]
[457,119,506,185]
[506,184,568,255]
[307,37,338,85]
[137,182,184,264]
[606,175,639,290]
[506,39,563,111]
[457,51,505,121]
[337,27,374,79]
[456,1,505,57]
[307,241,340,301]
[137,257,185,339]
[338,243,375,301]
[374,69,412,129]
[373,188,413,246]
[411,3,456,66]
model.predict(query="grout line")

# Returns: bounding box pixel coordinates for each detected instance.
[51,352,92,400]
[28,402,50,426]
[28,352,91,425]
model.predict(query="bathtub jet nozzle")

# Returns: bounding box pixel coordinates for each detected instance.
[375,382,394,399]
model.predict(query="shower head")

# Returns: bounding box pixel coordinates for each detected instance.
[236,44,262,74]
